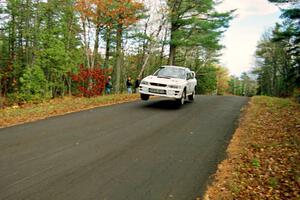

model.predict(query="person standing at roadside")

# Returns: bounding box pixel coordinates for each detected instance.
[134,78,140,93]
[105,76,112,94]
[126,76,133,94]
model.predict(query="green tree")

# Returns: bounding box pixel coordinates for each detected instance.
[240,72,257,96]
[196,65,217,94]
[19,65,47,102]
[35,0,81,97]
[1,0,82,103]
[227,74,257,97]
[167,0,233,65]
[254,21,298,96]
[216,66,229,95]
[268,0,300,93]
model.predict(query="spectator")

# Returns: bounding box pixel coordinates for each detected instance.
[105,76,112,94]
[134,78,140,93]
[126,76,133,94]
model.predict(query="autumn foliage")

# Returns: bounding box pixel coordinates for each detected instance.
[71,65,109,97]
[75,0,144,27]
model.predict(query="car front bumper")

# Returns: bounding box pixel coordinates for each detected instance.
[139,84,183,99]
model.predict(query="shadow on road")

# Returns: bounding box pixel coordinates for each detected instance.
[142,99,193,110]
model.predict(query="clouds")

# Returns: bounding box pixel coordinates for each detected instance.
[218,0,279,19]
[217,0,281,76]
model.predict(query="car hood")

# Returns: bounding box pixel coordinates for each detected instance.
[143,76,186,85]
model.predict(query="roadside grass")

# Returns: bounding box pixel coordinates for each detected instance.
[204,96,300,200]
[0,94,140,128]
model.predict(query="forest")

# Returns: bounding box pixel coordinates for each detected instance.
[0,0,234,106]
[254,0,300,97]
[0,0,299,108]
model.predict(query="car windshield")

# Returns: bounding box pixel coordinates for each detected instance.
[153,67,186,79]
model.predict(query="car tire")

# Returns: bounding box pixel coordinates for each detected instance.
[176,89,186,106]
[188,89,195,101]
[141,94,150,101]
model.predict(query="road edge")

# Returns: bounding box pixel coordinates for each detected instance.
[201,97,251,199]
[0,94,141,129]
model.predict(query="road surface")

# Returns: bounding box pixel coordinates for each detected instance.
[0,96,248,200]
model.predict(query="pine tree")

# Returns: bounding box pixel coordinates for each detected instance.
[167,0,233,65]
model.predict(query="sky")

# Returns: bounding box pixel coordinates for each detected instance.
[217,0,282,76]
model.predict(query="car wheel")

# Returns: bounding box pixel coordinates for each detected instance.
[176,89,186,106]
[141,94,150,101]
[188,89,195,101]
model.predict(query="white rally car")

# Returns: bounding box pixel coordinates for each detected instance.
[139,65,197,105]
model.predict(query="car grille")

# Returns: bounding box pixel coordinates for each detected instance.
[150,82,167,87]
[149,88,167,94]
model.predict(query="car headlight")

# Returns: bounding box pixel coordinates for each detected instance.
[141,80,149,85]
[168,85,180,89]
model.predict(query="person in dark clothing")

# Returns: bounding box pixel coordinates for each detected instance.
[126,76,133,94]
[134,78,140,93]
[105,76,112,94]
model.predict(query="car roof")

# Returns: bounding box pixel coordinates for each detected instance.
[161,65,191,71]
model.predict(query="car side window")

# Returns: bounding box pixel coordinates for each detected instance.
[187,73,192,80]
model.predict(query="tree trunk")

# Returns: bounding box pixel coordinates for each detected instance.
[159,27,168,66]
[272,59,277,96]
[169,22,177,65]
[140,18,149,68]
[138,17,165,78]
[168,0,182,66]
[104,27,111,68]
[9,15,16,61]
[32,0,40,65]
[25,0,31,66]
[114,24,123,94]
[138,54,150,79]
[183,48,189,66]
[92,24,101,68]
[67,77,72,96]
[0,78,3,109]
[82,19,91,69]
[169,44,176,65]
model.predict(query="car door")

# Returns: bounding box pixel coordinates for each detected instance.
[190,71,197,90]
[186,73,193,94]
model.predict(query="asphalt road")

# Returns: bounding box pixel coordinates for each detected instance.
[0,95,248,200]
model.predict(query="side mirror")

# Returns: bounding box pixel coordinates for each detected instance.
[191,72,195,79]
